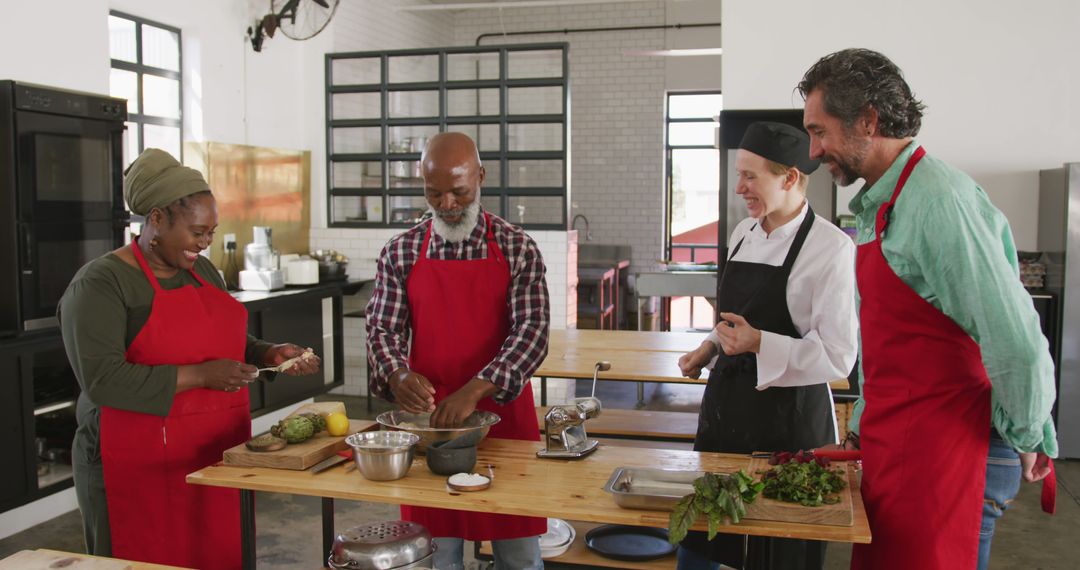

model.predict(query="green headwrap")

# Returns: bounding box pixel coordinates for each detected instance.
[123,148,211,216]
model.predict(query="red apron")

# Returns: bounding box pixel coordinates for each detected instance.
[401,213,546,541]
[100,242,251,569]
[851,147,991,569]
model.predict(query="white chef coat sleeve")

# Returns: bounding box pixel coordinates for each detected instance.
[755,234,858,389]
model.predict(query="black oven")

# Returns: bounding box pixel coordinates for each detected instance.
[0,81,127,336]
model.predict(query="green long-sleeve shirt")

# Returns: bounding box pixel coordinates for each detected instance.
[848,141,1058,457]
[59,253,272,464]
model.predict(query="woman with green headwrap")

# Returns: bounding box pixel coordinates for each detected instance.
[58,148,320,569]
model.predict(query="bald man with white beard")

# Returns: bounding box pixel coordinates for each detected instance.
[365,132,550,570]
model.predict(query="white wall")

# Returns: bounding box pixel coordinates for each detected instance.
[722,0,1080,250]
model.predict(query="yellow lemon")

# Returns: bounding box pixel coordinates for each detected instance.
[325,412,349,436]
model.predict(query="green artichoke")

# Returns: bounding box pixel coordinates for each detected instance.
[271,416,315,443]
[300,413,327,433]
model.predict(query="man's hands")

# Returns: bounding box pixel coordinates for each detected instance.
[715,312,762,356]
[431,378,495,428]
[390,368,436,413]
[678,341,717,379]
[1020,451,1053,483]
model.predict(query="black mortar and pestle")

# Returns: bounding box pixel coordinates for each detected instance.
[425,429,482,475]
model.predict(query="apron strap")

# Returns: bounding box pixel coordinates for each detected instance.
[482,211,503,264]
[781,203,817,273]
[876,146,926,237]
[130,239,208,290]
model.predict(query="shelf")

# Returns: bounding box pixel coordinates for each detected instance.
[37,462,73,490]
[478,520,675,569]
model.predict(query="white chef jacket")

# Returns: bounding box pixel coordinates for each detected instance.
[705,202,858,390]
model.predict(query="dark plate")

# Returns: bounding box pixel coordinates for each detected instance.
[584,524,675,561]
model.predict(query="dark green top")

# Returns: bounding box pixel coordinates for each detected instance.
[59,252,272,464]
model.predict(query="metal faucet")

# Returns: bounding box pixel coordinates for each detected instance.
[571,214,593,241]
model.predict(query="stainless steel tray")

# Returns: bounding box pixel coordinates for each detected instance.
[602,467,703,511]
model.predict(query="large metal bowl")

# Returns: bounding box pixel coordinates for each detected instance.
[375,410,500,453]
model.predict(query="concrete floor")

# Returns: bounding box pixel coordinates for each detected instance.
[0,383,1076,569]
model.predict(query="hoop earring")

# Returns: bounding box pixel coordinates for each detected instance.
[150,237,160,249]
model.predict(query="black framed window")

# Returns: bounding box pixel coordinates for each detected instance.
[325,44,570,230]
[108,11,182,166]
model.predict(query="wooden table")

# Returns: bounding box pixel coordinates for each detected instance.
[188,439,870,569]
[538,329,849,406]
[0,549,192,569]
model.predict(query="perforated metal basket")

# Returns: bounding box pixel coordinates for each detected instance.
[327,520,435,570]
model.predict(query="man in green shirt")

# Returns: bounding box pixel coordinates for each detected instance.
[798,49,1055,570]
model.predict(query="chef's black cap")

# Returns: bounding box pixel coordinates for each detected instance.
[738,121,820,174]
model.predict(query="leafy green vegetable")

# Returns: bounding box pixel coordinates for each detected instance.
[668,470,764,545]
[759,459,846,507]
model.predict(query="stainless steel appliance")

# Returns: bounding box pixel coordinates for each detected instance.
[0,81,127,336]
[239,226,284,291]
[537,361,606,459]
[1038,163,1079,457]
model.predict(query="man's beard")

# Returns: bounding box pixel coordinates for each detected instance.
[430,199,481,243]
[823,132,871,187]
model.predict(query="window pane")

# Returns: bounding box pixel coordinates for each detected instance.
[331,92,381,120]
[388,161,422,188]
[332,58,381,85]
[388,90,439,118]
[108,16,137,63]
[669,93,722,119]
[142,74,180,119]
[447,88,500,117]
[507,49,562,79]
[480,194,501,217]
[331,127,381,154]
[507,196,562,225]
[668,121,717,146]
[455,124,500,152]
[332,195,383,224]
[123,122,140,168]
[508,86,562,115]
[388,196,428,224]
[142,25,180,71]
[448,52,499,81]
[143,124,181,160]
[110,69,139,114]
[388,55,438,83]
[670,149,720,235]
[508,123,562,152]
[332,162,382,188]
[480,160,501,187]
[508,160,563,187]
[388,125,439,154]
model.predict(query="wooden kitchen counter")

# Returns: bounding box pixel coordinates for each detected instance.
[188,438,870,545]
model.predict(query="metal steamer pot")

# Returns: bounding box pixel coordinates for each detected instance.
[328,520,436,570]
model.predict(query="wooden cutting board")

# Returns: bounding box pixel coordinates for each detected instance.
[222,419,377,470]
[744,457,855,526]
[0,550,132,569]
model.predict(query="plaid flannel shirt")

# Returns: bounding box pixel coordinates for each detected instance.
[365,210,550,405]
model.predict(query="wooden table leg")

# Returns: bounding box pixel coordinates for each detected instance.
[240,489,256,570]
[322,497,335,565]
[540,376,548,406]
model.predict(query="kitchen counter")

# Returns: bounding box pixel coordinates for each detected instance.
[188,438,870,569]
[230,275,373,310]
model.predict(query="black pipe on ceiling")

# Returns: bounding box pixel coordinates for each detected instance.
[476,22,721,45]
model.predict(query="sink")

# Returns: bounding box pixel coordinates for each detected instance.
[578,243,631,267]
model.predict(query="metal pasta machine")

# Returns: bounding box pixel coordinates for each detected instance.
[536,361,608,459]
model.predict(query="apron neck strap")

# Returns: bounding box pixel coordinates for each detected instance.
[877,146,926,237]
[130,238,208,291]
[781,203,816,273]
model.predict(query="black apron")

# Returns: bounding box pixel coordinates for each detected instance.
[683,206,835,570]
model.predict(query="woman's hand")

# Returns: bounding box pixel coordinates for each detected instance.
[264,343,321,376]
[715,312,762,356]
[678,341,717,379]
[179,359,258,393]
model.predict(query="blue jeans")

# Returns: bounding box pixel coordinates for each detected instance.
[978,430,1022,570]
[433,536,543,570]
[676,545,721,570]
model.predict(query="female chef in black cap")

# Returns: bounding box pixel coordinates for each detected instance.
[676,122,858,570]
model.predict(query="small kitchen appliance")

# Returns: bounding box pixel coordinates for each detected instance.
[239,226,284,290]
[537,361,608,458]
